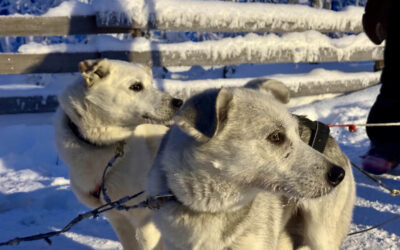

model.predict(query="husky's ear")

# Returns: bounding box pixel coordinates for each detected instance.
[244,78,290,104]
[213,88,233,136]
[139,64,153,77]
[174,88,233,143]
[78,58,110,88]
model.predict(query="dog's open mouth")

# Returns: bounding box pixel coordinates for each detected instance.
[142,114,174,127]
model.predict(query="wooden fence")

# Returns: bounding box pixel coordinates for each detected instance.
[0,1,383,114]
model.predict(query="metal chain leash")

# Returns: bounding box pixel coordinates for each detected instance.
[328,121,400,235]
[0,143,175,247]
[100,142,125,206]
[0,188,176,247]
[351,161,400,196]
[1,142,400,245]
[348,214,400,236]
[0,191,145,247]
[347,161,400,236]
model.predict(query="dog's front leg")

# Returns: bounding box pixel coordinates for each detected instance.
[105,210,140,250]
[135,220,162,250]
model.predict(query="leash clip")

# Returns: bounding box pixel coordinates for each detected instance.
[145,193,176,210]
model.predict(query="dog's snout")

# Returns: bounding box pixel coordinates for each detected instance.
[327,165,345,187]
[171,98,183,109]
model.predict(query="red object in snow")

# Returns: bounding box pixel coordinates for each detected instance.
[348,125,357,132]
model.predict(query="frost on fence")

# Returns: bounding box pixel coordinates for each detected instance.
[93,0,365,33]
[17,31,384,66]
[156,69,381,100]
[0,0,63,15]
[0,0,367,52]
[0,0,91,53]
[93,0,148,28]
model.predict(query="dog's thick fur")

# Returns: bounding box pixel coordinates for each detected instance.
[147,80,355,250]
[54,59,182,250]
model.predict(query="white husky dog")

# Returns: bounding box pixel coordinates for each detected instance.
[147,80,355,250]
[54,58,182,250]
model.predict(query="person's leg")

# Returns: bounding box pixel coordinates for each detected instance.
[366,0,400,141]
[363,1,400,174]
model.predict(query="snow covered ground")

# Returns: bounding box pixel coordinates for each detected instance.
[0,82,400,249]
[1,0,399,249]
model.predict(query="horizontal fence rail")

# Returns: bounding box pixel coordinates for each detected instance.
[0,1,381,114]
[0,70,380,114]
[0,48,384,75]
[0,32,384,74]
[0,16,134,37]
[0,2,365,37]
[95,0,365,33]
[159,71,381,100]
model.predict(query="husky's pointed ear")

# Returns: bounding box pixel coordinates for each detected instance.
[140,65,153,77]
[244,78,290,104]
[214,88,233,136]
[79,58,110,88]
[174,89,233,143]
[175,110,210,143]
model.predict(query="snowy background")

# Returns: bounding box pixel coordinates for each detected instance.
[1,0,400,249]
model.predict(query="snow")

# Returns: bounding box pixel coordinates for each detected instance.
[93,0,364,32]
[1,85,400,249]
[157,68,381,99]
[43,0,94,17]
[0,66,379,99]
[17,31,384,65]
[0,73,80,98]
[1,0,399,249]
[3,0,93,17]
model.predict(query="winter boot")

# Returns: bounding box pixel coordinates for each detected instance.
[362,142,400,175]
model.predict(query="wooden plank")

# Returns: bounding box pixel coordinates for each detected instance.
[97,1,364,33]
[0,52,101,74]
[0,16,133,37]
[138,16,362,33]
[0,73,379,114]
[160,73,381,100]
[0,44,384,74]
[0,2,364,37]
[290,77,379,97]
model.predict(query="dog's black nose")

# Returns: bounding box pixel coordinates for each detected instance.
[327,165,345,187]
[171,98,183,109]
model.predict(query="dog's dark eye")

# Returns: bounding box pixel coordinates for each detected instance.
[94,68,107,78]
[267,131,285,144]
[129,82,144,92]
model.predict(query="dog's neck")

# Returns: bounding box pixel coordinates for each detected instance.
[147,131,259,213]
[59,83,135,146]
[164,158,259,213]
[66,115,100,147]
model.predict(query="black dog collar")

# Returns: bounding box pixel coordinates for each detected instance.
[66,116,103,147]
[298,117,330,153]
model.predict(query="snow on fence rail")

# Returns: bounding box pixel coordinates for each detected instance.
[0,32,384,74]
[0,0,383,114]
[159,69,382,100]
[0,69,381,115]
[95,0,365,33]
[0,1,365,37]
[0,1,381,74]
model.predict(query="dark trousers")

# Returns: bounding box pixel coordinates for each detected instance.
[366,1,400,144]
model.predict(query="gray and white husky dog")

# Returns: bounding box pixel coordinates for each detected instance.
[147,80,355,250]
[54,58,182,250]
